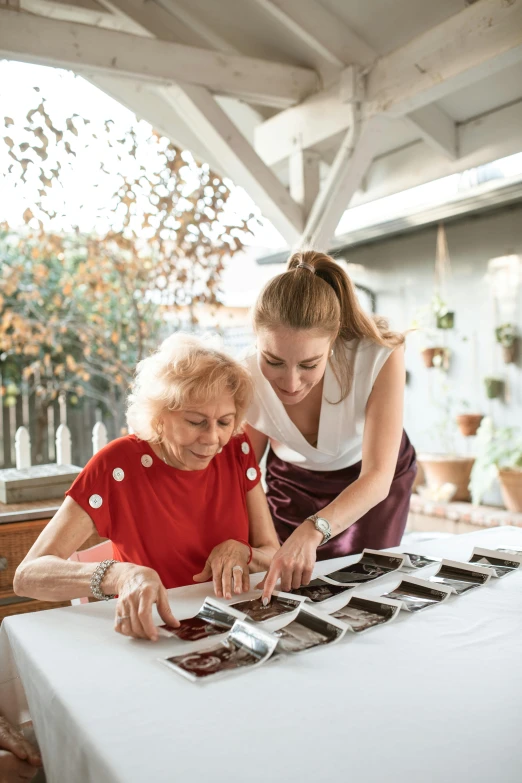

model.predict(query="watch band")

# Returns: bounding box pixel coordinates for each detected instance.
[306,514,332,546]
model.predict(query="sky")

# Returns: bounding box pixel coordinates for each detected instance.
[0,60,285,249]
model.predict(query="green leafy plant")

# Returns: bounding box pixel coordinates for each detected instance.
[432,293,455,329]
[495,323,517,347]
[483,376,504,399]
[469,418,522,504]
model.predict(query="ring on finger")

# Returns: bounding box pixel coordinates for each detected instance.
[116,614,131,625]
[232,565,243,575]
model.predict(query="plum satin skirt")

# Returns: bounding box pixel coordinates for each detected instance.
[265,431,417,560]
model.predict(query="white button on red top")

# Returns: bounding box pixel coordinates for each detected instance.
[246,467,257,481]
[141,455,153,467]
[89,494,103,509]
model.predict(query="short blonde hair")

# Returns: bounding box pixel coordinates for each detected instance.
[127,333,253,442]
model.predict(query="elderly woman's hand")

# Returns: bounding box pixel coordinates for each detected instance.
[0,715,42,782]
[114,564,180,642]
[193,540,250,599]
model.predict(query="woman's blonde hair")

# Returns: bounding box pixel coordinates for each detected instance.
[253,249,404,401]
[127,333,253,442]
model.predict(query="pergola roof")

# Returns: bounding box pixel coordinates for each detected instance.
[1,0,522,247]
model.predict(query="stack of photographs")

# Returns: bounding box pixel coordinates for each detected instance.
[383,575,452,612]
[428,559,492,594]
[230,594,302,621]
[468,547,522,578]
[273,606,346,655]
[159,597,245,641]
[320,549,405,586]
[330,594,401,632]
[162,620,278,683]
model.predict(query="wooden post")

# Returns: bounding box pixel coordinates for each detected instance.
[15,426,31,469]
[92,422,108,455]
[56,424,72,465]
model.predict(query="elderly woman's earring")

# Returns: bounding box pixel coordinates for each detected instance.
[217,447,223,453]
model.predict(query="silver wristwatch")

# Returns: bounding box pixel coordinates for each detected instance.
[307,514,332,546]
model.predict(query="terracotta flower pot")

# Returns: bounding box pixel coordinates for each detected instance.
[421,347,446,369]
[502,343,517,364]
[417,455,475,502]
[456,414,483,437]
[498,468,522,512]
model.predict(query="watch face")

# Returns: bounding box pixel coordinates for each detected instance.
[316,518,330,535]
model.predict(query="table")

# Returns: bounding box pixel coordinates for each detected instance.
[1,526,522,783]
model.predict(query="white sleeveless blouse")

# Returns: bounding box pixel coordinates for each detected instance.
[243,339,393,472]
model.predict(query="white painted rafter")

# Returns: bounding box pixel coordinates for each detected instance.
[302,115,383,248]
[405,104,458,160]
[0,8,319,107]
[164,85,304,243]
[90,0,304,243]
[21,0,145,32]
[366,0,522,117]
[251,0,374,84]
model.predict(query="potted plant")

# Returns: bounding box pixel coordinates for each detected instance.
[417,387,474,501]
[483,376,504,400]
[495,323,518,364]
[469,419,522,511]
[456,406,484,437]
[421,346,450,370]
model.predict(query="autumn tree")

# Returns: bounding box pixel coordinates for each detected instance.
[0,86,250,457]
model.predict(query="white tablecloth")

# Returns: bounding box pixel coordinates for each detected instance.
[1,526,522,783]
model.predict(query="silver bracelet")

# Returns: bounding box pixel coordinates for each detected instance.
[90,559,118,601]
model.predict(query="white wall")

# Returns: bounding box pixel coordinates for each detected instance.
[340,204,522,456]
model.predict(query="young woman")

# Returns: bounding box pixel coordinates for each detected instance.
[15,335,279,640]
[243,250,417,602]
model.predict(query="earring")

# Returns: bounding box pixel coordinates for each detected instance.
[217,447,223,453]
[330,349,334,357]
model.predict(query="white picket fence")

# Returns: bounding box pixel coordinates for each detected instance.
[13,420,109,469]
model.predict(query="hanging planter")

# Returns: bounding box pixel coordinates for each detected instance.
[436,311,455,330]
[484,377,504,400]
[495,323,518,365]
[456,413,483,437]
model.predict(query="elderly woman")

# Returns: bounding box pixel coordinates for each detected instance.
[14,335,279,641]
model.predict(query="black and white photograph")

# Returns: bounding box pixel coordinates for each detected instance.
[399,552,440,571]
[468,547,522,578]
[231,595,301,621]
[162,621,277,682]
[321,549,405,586]
[332,596,400,632]
[429,559,492,594]
[383,577,451,612]
[290,579,351,603]
[274,607,345,654]
[160,598,243,641]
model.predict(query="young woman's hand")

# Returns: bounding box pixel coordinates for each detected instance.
[193,540,251,599]
[113,564,180,641]
[258,521,322,602]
